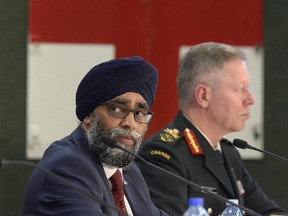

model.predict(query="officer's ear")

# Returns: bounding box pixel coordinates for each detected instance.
[194,84,211,108]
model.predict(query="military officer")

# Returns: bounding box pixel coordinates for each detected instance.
[136,42,287,216]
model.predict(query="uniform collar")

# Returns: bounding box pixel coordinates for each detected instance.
[182,112,221,151]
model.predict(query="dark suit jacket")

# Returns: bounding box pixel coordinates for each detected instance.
[21,126,168,216]
[136,111,286,216]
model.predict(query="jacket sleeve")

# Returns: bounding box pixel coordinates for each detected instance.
[21,144,116,216]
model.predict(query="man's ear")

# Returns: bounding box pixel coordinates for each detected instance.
[81,114,92,131]
[194,84,211,108]
[83,115,91,124]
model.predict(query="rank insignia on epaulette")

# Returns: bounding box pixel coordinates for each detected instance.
[183,128,203,155]
[159,128,180,142]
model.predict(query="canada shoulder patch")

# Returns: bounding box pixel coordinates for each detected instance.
[150,150,171,160]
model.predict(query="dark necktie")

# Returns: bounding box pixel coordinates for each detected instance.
[215,149,224,164]
[109,169,127,215]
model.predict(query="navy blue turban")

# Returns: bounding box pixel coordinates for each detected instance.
[76,56,158,122]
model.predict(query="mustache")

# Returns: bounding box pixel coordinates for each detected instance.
[109,128,142,142]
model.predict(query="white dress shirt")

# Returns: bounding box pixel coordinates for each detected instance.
[103,164,133,216]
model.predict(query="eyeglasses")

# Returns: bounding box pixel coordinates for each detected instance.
[103,103,153,124]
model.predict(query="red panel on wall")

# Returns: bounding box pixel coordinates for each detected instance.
[28,0,263,136]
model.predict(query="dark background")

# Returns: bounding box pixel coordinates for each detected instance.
[0,0,288,215]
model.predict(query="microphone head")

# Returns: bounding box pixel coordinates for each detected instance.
[233,139,249,149]
[102,136,117,148]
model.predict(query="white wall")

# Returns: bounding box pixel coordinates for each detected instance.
[26,43,115,159]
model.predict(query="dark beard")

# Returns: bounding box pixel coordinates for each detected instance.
[86,115,143,168]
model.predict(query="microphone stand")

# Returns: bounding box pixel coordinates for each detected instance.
[110,142,261,216]
[248,146,288,165]
[233,139,288,165]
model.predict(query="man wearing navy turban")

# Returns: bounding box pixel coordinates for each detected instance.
[21,56,168,216]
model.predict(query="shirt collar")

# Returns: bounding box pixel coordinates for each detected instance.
[103,163,123,179]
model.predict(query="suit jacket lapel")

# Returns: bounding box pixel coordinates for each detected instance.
[71,126,118,215]
[71,127,111,190]
[123,171,153,216]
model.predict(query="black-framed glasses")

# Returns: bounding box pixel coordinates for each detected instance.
[103,103,153,124]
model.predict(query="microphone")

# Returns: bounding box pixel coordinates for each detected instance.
[233,139,288,165]
[102,136,261,216]
[0,157,128,216]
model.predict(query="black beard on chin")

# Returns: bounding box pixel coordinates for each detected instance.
[86,115,143,168]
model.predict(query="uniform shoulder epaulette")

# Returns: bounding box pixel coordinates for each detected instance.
[147,127,180,160]
[157,127,180,144]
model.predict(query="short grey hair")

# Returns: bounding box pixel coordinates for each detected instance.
[177,42,246,106]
